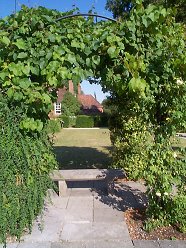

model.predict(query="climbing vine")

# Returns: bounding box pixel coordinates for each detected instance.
[0,0,186,243]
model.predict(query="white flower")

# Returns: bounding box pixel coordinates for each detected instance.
[176,78,184,85]
[156,192,161,197]
[164,192,169,196]
[173,152,177,158]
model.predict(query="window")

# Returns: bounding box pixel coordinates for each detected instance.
[54,102,61,115]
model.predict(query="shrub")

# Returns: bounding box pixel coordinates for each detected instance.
[60,115,70,128]
[61,92,80,116]
[45,119,61,134]
[75,115,94,128]
[93,115,109,127]
[0,96,58,244]
[69,116,76,127]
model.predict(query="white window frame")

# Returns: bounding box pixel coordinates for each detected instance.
[54,102,61,115]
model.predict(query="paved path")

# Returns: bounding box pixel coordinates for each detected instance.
[1,179,186,248]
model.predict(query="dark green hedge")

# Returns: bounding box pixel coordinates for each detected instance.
[75,115,94,128]
[60,115,70,128]
[93,115,109,127]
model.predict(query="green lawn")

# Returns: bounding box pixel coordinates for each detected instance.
[53,128,112,169]
[52,128,186,170]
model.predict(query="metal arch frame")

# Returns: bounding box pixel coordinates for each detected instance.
[55,13,117,23]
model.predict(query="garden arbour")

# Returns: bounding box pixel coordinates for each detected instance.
[0,0,186,244]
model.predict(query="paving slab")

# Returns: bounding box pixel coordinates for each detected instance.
[51,241,91,248]
[133,240,160,248]
[65,207,93,223]
[60,222,131,242]
[125,181,147,193]
[158,240,186,248]
[67,196,93,209]
[18,241,52,248]
[93,207,124,222]
[22,219,62,242]
[94,194,122,210]
[52,240,134,248]
[94,240,134,248]
[48,196,69,209]
[0,244,19,248]
[117,190,139,210]
[70,189,94,197]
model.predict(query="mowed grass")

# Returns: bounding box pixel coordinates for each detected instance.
[52,128,186,170]
[53,128,112,169]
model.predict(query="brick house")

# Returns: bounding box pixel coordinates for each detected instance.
[51,80,103,118]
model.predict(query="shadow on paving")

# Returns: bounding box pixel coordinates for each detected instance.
[53,146,112,169]
[92,179,147,212]
[65,175,147,212]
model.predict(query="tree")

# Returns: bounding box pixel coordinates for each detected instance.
[143,0,186,23]
[105,0,133,19]
[61,92,80,116]
[105,0,186,23]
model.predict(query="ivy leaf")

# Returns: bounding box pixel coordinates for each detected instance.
[107,46,118,58]
[46,51,53,60]
[66,54,77,64]
[19,79,31,90]
[13,92,23,101]
[71,40,80,48]
[142,16,148,27]
[17,52,27,59]
[31,66,39,75]
[149,12,155,21]
[7,88,14,98]
[48,34,56,42]
[92,55,100,65]
[0,72,8,80]
[86,58,91,67]
[1,36,10,46]
[13,39,27,50]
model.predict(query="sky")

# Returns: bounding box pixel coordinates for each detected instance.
[0,1,112,103]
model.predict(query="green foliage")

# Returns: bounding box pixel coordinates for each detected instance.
[143,0,186,23]
[60,115,70,128]
[76,115,94,128]
[45,119,61,134]
[61,92,80,116]
[106,0,186,23]
[105,0,134,19]
[0,95,57,244]
[0,1,185,239]
[110,97,149,180]
[144,138,186,231]
[93,115,109,127]
[0,5,97,132]
[101,1,186,231]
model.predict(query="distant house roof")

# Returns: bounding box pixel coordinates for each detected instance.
[78,94,103,115]
[54,81,103,116]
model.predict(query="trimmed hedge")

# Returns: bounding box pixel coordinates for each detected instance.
[93,115,109,127]
[75,115,94,128]
[60,115,70,128]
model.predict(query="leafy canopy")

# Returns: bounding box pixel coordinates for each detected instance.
[61,92,80,116]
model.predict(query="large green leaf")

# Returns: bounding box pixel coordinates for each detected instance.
[17,52,27,59]
[1,36,10,46]
[13,39,27,50]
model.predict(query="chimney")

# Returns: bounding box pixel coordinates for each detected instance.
[78,83,81,95]
[68,80,74,95]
